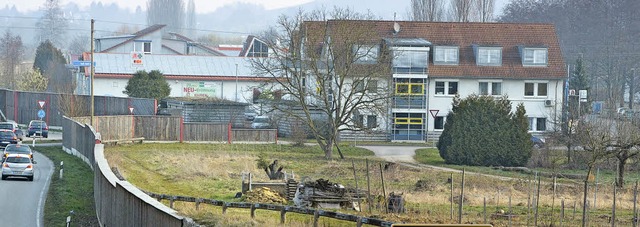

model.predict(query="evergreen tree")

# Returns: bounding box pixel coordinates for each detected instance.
[570,56,589,91]
[124,70,171,100]
[33,40,73,92]
[438,95,532,166]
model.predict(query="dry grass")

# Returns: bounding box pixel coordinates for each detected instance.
[105,143,638,226]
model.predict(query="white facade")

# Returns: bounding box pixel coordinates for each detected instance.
[426,78,564,133]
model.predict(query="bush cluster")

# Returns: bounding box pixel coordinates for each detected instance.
[437,95,532,167]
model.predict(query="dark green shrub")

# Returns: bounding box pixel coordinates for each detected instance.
[437,95,532,167]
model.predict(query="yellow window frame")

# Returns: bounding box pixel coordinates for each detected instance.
[395,83,424,95]
[395,117,423,125]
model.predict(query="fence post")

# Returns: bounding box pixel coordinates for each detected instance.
[534,175,541,226]
[251,204,257,219]
[313,209,320,227]
[634,181,638,227]
[195,198,201,210]
[483,197,487,224]
[223,203,228,214]
[451,172,454,221]
[280,207,287,224]
[552,176,557,225]
[379,163,387,213]
[179,117,184,143]
[582,180,588,227]
[458,168,465,224]
[169,196,175,208]
[561,199,565,227]
[356,217,363,227]
[59,161,64,179]
[508,194,512,227]
[351,160,361,212]
[573,201,577,220]
[227,123,232,144]
[366,159,372,213]
[612,182,617,227]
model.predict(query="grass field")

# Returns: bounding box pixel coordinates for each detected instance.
[38,146,98,227]
[105,143,640,226]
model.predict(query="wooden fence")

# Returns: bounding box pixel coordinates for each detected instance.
[73,115,277,143]
[146,192,394,227]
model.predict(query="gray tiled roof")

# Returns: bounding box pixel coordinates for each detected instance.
[92,53,255,77]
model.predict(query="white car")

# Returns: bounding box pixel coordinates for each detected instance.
[2,153,36,181]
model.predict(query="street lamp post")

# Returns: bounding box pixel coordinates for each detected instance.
[235,63,239,102]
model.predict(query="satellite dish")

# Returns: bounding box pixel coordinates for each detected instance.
[393,22,401,34]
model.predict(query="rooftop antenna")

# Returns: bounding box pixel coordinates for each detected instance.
[393,12,400,35]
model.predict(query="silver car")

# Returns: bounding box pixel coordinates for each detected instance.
[2,154,35,181]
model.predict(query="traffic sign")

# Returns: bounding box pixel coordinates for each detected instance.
[129,107,134,114]
[131,52,144,65]
[429,110,439,118]
[37,109,46,119]
[38,100,45,108]
[72,61,95,67]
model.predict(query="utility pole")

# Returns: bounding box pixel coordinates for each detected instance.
[630,68,635,110]
[90,19,95,126]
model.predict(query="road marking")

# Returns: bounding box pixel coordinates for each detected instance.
[36,152,54,227]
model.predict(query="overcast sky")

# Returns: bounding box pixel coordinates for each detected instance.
[2,0,314,13]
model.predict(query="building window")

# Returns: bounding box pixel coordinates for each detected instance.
[479,82,502,95]
[134,41,151,54]
[353,45,379,64]
[434,46,459,65]
[396,83,423,95]
[528,117,547,131]
[435,81,458,95]
[367,115,377,128]
[393,50,428,74]
[524,82,548,97]
[523,48,547,66]
[354,114,364,128]
[248,40,269,57]
[356,80,378,93]
[476,47,502,66]
[434,116,445,130]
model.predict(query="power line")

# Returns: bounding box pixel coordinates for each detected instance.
[0,15,253,35]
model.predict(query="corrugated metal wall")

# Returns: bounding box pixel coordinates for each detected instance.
[0,89,156,126]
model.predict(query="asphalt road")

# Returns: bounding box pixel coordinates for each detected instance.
[0,150,54,227]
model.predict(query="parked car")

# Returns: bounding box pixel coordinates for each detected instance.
[3,144,33,161]
[0,121,24,141]
[27,120,48,138]
[531,136,545,149]
[0,130,18,148]
[244,108,258,121]
[251,116,271,129]
[2,153,36,181]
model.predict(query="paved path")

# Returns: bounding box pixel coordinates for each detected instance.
[357,145,424,163]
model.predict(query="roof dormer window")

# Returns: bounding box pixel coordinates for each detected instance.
[434,46,459,65]
[522,47,548,66]
[134,40,151,54]
[475,46,502,66]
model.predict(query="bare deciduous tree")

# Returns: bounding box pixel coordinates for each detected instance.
[68,35,90,56]
[451,0,475,22]
[147,0,185,34]
[0,31,24,90]
[410,0,445,21]
[476,0,495,22]
[251,8,391,159]
[35,0,68,47]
